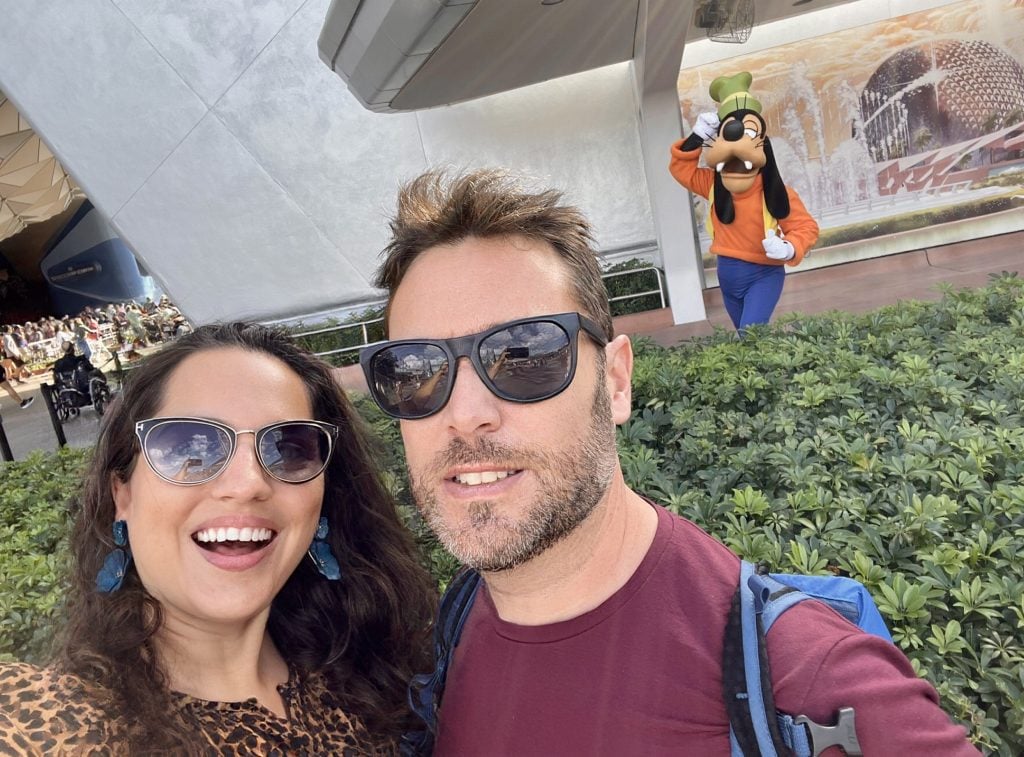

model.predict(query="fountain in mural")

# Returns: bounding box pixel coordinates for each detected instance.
[755,39,1024,227]
[767,64,880,217]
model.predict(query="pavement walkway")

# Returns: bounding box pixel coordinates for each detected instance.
[0,373,103,460]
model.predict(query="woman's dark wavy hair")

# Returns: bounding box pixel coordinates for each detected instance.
[57,323,436,752]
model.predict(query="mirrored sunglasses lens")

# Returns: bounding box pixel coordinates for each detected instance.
[370,344,450,417]
[258,423,331,482]
[480,321,572,400]
[144,421,232,483]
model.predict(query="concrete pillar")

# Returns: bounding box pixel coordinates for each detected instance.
[632,0,707,325]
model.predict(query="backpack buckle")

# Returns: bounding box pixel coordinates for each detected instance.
[794,707,863,756]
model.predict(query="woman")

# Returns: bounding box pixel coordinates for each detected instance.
[0,323,436,753]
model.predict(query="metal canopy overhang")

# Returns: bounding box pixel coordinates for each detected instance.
[318,0,640,112]
[318,0,864,113]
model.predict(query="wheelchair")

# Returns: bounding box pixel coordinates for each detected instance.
[53,363,112,421]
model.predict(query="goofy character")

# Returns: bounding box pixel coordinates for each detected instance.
[670,71,818,332]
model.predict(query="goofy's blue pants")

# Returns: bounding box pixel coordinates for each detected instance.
[716,256,785,333]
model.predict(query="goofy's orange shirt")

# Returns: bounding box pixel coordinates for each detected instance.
[670,139,818,266]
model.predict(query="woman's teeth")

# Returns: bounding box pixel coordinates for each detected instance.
[194,527,274,543]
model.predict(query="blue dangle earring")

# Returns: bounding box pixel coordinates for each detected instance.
[96,520,132,593]
[308,517,341,580]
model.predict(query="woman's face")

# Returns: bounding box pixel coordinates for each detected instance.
[112,347,326,632]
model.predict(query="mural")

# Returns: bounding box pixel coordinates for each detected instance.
[677,0,1024,273]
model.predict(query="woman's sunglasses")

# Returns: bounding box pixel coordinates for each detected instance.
[359,312,608,420]
[135,417,339,485]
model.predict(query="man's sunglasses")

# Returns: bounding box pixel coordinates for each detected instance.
[135,417,339,485]
[359,312,608,420]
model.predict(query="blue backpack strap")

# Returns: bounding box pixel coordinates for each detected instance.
[402,568,481,756]
[733,563,881,756]
[727,562,824,756]
[778,712,813,755]
[727,561,791,756]
[738,560,786,756]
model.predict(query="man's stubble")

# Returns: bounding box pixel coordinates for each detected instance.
[410,372,618,572]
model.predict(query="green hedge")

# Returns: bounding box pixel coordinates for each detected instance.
[621,274,1024,754]
[4,276,1024,752]
[0,448,86,664]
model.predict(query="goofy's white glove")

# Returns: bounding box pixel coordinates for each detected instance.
[692,111,721,141]
[762,229,795,261]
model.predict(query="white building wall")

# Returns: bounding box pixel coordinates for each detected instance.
[0,0,655,324]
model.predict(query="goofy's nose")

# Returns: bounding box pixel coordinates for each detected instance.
[722,120,745,142]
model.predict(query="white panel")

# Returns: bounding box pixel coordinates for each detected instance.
[112,114,369,324]
[215,0,428,286]
[0,0,207,217]
[114,0,307,107]
[417,62,655,251]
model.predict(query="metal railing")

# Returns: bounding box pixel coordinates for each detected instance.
[294,264,668,361]
[292,317,386,359]
[603,266,666,310]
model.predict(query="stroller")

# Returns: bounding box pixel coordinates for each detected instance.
[53,360,112,420]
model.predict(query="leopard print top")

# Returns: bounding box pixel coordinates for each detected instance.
[0,662,395,755]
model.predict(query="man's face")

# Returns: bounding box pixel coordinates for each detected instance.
[387,236,620,572]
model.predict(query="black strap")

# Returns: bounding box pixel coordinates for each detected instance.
[402,568,482,756]
[723,566,793,756]
[723,588,760,755]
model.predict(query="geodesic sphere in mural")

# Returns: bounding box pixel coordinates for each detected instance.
[859,39,1024,162]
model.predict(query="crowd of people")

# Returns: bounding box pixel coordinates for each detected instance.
[0,296,191,383]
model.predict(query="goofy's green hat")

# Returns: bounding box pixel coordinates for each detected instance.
[709,71,762,119]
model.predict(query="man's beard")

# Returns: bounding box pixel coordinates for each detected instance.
[410,380,617,572]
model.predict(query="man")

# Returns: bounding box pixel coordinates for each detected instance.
[52,341,99,397]
[363,170,978,755]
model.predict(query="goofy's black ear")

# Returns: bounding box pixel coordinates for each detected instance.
[761,138,791,220]
[713,172,735,225]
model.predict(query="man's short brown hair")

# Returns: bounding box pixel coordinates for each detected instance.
[375,169,613,338]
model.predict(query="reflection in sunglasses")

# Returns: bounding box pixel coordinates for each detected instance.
[361,312,607,420]
[176,458,205,482]
[137,418,338,485]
